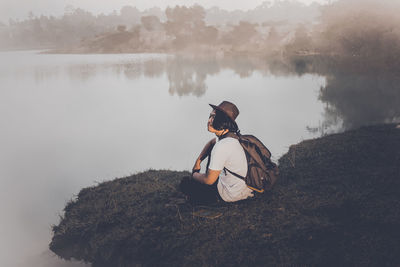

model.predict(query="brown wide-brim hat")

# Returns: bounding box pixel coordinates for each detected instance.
[209,101,239,128]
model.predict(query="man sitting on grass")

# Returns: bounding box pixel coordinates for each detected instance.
[180,101,254,205]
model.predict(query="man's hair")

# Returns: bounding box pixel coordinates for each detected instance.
[212,109,239,133]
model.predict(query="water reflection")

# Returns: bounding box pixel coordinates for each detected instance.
[292,54,400,131]
[121,54,302,96]
[143,59,165,78]
[4,51,399,131]
[67,64,99,82]
[319,73,400,130]
[166,56,218,96]
[5,53,303,97]
[164,55,400,132]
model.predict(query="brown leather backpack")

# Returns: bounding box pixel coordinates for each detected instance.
[223,132,279,193]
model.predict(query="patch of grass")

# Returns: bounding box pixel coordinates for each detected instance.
[50,124,400,266]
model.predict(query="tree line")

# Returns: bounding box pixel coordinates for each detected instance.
[1,0,399,71]
[0,1,319,52]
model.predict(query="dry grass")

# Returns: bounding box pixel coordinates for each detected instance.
[50,124,400,266]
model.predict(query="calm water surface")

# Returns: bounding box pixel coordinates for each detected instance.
[0,50,327,266]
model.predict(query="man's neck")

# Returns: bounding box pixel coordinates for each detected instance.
[218,130,235,140]
[215,129,228,137]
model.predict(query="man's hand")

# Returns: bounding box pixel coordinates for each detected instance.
[192,159,201,174]
[192,138,216,176]
[198,138,216,161]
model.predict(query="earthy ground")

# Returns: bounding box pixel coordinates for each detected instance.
[50,124,400,267]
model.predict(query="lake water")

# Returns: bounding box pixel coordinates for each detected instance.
[0,50,329,266]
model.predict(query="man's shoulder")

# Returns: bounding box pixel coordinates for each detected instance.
[218,137,239,144]
[214,137,240,150]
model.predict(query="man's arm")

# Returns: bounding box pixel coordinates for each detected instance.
[192,168,221,185]
[192,138,216,172]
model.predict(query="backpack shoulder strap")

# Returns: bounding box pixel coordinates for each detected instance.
[224,167,245,180]
[224,167,265,193]
[224,132,268,172]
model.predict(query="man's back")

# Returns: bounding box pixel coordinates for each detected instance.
[209,137,253,202]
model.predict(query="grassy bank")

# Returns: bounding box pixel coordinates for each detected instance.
[50,124,400,266]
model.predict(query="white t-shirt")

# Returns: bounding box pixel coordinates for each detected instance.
[208,137,254,202]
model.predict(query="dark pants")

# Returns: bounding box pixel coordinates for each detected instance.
[180,150,222,205]
[179,176,222,205]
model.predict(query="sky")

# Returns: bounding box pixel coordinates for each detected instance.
[0,0,330,22]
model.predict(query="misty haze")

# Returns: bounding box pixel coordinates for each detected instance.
[1,0,400,266]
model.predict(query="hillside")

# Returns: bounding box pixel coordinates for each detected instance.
[50,124,400,266]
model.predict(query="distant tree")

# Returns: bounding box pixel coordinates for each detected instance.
[117,25,127,32]
[164,5,206,48]
[141,15,162,31]
[64,5,75,16]
[165,5,205,27]
[312,0,400,67]
[0,20,10,48]
[120,6,141,25]
[267,26,279,42]
[197,25,218,44]
[288,24,312,52]
[223,21,258,46]
[143,7,165,22]
[263,25,281,52]
[60,8,98,45]
[28,11,35,20]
